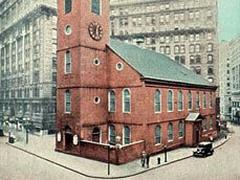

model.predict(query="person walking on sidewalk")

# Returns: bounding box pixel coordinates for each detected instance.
[141,151,146,167]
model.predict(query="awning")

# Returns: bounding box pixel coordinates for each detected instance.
[185,113,203,122]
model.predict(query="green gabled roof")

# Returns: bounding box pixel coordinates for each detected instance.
[109,39,215,88]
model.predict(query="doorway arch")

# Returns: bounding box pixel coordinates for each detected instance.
[64,125,73,151]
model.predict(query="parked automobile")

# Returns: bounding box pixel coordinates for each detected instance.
[193,142,214,157]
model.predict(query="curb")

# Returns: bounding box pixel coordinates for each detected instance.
[6,134,232,179]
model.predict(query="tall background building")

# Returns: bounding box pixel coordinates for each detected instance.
[230,36,240,122]
[0,0,57,134]
[219,41,231,120]
[110,0,219,85]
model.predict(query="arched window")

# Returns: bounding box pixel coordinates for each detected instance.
[154,90,161,112]
[123,126,131,144]
[210,116,213,129]
[65,50,72,74]
[178,121,184,137]
[168,90,173,112]
[64,90,71,113]
[168,123,173,141]
[178,90,183,111]
[210,92,213,108]
[202,119,207,131]
[108,90,116,112]
[188,91,192,110]
[123,89,131,113]
[64,0,72,14]
[92,127,101,143]
[155,125,161,144]
[109,125,116,144]
[203,92,207,108]
[196,92,200,109]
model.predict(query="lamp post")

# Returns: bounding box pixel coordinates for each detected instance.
[23,117,31,144]
[164,145,168,162]
[107,136,122,176]
[0,115,3,136]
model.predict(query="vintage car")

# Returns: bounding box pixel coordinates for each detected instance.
[193,142,214,157]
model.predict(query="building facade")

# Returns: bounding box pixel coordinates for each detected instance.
[230,36,240,122]
[110,0,219,85]
[56,0,217,164]
[219,41,231,120]
[0,0,57,133]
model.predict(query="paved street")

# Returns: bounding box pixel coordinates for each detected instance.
[0,125,239,180]
[0,136,86,180]
[129,125,240,180]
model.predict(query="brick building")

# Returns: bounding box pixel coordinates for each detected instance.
[56,0,217,164]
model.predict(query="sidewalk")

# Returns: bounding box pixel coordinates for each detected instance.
[5,130,231,179]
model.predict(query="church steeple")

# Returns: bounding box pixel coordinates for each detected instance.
[57,0,109,51]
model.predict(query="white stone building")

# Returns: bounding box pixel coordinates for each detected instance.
[219,41,231,120]
[110,0,219,85]
[0,0,57,133]
[230,36,240,122]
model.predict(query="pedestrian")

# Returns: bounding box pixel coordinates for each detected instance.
[146,153,150,168]
[141,151,146,167]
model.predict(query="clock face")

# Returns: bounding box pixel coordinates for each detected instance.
[88,22,103,41]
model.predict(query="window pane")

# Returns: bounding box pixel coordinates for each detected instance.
[168,123,173,140]
[168,90,173,111]
[188,91,192,109]
[179,121,184,137]
[123,89,130,112]
[92,0,101,15]
[65,90,71,112]
[65,51,71,73]
[178,91,183,111]
[154,90,161,112]
[65,0,72,14]
[124,126,130,144]
[109,125,116,144]
[155,126,161,144]
[203,93,207,108]
[109,91,115,112]
[196,92,200,108]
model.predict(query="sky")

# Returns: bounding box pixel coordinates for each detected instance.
[218,0,240,41]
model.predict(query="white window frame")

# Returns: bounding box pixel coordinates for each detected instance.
[155,125,162,144]
[168,123,174,141]
[122,88,131,113]
[91,0,102,16]
[178,90,183,111]
[64,50,72,74]
[178,121,184,138]
[154,89,162,113]
[168,90,174,112]
[108,90,116,112]
[108,125,116,144]
[122,126,131,145]
[64,90,71,113]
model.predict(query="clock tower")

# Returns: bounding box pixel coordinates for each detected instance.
[56,0,110,152]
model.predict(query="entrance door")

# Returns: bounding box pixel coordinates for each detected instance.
[65,132,73,151]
